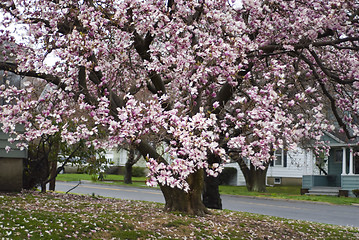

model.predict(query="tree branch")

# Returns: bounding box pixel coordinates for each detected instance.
[259,36,359,53]
[308,49,356,84]
[136,141,167,165]
[78,66,97,105]
[0,62,67,90]
[293,52,355,139]
[212,63,253,114]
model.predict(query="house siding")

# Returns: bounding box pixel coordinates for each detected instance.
[0,158,23,192]
[266,148,309,185]
[223,148,314,186]
[223,163,246,186]
[0,124,27,159]
[302,175,313,189]
[0,124,27,192]
[342,175,359,197]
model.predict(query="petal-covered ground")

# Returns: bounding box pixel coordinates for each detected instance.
[1,191,358,239]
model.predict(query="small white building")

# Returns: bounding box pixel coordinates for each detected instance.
[105,149,148,167]
[224,147,318,186]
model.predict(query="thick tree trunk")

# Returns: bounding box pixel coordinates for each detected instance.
[136,141,209,215]
[245,165,268,192]
[233,155,268,192]
[202,153,222,209]
[160,169,210,216]
[203,175,222,209]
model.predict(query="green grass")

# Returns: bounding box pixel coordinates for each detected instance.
[1,191,358,239]
[219,185,359,205]
[56,173,148,188]
[56,174,359,205]
[219,185,301,195]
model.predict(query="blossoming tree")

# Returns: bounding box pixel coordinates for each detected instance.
[1,0,358,214]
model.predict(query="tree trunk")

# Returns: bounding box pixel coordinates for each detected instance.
[49,160,57,191]
[202,153,222,209]
[48,139,60,191]
[160,169,210,216]
[40,157,49,193]
[124,161,133,184]
[124,148,141,184]
[203,175,222,209]
[233,155,268,192]
[136,141,209,215]
[245,165,268,192]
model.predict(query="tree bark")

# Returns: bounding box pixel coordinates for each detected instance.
[124,148,141,184]
[40,156,49,193]
[203,174,222,209]
[202,153,222,209]
[124,162,133,184]
[136,141,209,215]
[49,160,57,191]
[124,149,135,184]
[233,155,268,192]
[245,165,268,192]
[160,169,210,216]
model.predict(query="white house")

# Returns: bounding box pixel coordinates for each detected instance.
[224,147,318,186]
[105,145,320,187]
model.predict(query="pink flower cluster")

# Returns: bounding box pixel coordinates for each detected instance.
[1,0,358,190]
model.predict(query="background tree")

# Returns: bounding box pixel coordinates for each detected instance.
[124,147,142,184]
[1,0,359,214]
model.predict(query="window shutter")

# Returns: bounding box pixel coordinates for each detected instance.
[283,150,287,167]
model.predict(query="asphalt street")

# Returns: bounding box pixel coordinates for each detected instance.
[55,181,359,228]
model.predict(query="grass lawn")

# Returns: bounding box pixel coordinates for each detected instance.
[1,191,358,239]
[56,173,359,205]
[219,185,359,205]
[56,173,148,188]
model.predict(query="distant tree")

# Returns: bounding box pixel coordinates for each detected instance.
[1,0,359,214]
[124,147,142,184]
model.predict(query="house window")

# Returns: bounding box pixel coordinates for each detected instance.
[274,177,282,184]
[271,149,287,167]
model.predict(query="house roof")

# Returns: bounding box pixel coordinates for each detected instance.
[323,131,359,147]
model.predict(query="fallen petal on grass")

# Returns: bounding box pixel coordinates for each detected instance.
[0,190,358,239]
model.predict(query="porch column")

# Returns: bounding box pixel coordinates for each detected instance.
[311,151,315,175]
[349,148,354,175]
[304,150,307,175]
[342,147,347,175]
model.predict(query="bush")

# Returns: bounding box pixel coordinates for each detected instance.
[105,166,121,175]
[132,167,146,177]
[352,189,359,198]
[218,167,237,185]
[23,158,49,190]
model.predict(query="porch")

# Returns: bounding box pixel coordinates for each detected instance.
[302,146,359,197]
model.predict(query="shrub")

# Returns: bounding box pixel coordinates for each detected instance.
[132,167,146,177]
[352,189,359,198]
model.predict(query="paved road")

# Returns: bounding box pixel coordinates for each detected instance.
[55,181,359,228]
